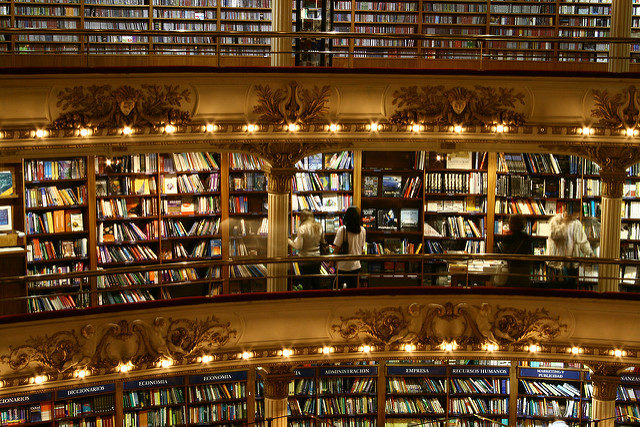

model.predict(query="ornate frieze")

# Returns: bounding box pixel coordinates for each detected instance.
[389,86,526,127]
[258,365,295,400]
[252,81,331,124]
[330,302,568,345]
[0,316,237,375]
[51,85,192,129]
[592,86,640,129]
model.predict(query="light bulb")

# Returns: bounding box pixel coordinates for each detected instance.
[122,126,133,135]
[369,123,380,132]
[360,345,372,353]
[287,123,299,132]
[164,124,176,134]
[34,129,47,138]
[246,124,257,132]
[453,125,463,133]
[79,128,91,137]
[205,124,217,132]
[329,123,339,132]
[241,351,252,360]
[411,124,422,132]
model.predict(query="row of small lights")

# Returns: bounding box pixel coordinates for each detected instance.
[9,343,631,388]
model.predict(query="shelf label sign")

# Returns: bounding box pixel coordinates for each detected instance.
[387,366,447,376]
[124,376,184,390]
[0,392,52,407]
[57,383,115,399]
[190,371,247,384]
[320,366,377,376]
[294,368,316,377]
[520,368,580,380]
[451,367,509,376]
[621,375,640,384]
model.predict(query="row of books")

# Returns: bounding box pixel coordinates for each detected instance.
[318,397,376,416]
[58,416,115,427]
[450,378,509,395]
[319,378,376,394]
[98,290,155,305]
[124,388,185,408]
[161,217,220,237]
[163,239,221,259]
[0,403,52,424]
[96,154,157,174]
[27,238,88,261]
[160,173,219,194]
[96,244,158,264]
[53,394,115,418]
[494,199,549,216]
[97,271,158,288]
[97,198,157,218]
[496,175,583,199]
[519,380,580,398]
[186,403,247,423]
[450,397,507,415]
[26,185,87,208]
[324,151,353,170]
[27,263,87,288]
[229,172,266,191]
[623,202,640,219]
[26,209,84,234]
[229,263,267,278]
[291,194,352,213]
[425,216,484,239]
[366,239,422,255]
[426,197,486,214]
[517,397,578,418]
[425,172,487,194]
[123,407,185,426]
[465,240,486,254]
[498,153,562,174]
[290,379,315,396]
[25,158,86,182]
[293,172,351,192]
[98,221,157,243]
[288,398,315,416]
[494,219,550,238]
[362,208,418,231]
[97,177,158,197]
[385,397,445,414]
[229,196,266,214]
[190,383,246,402]
[230,217,268,236]
[162,196,221,215]
[229,153,264,170]
[387,378,445,394]
[28,294,82,312]
[160,152,219,172]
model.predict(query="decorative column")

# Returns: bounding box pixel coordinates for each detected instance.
[258,365,295,427]
[264,166,295,292]
[588,363,624,427]
[270,0,293,66]
[609,0,633,73]
[599,169,626,292]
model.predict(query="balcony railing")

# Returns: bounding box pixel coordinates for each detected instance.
[0,253,638,317]
[0,28,639,71]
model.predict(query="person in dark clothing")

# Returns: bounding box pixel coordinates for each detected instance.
[498,214,534,287]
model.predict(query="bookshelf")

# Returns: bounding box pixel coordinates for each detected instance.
[228,152,268,293]
[84,0,150,55]
[615,373,640,424]
[24,157,90,313]
[123,376,186,426]
[361,151,423,287]
[318,365,378,425]
[287,367,317,426]
[255,371,264,427]
[448,365,509,426]
[219,0,271,56]
[385,365,447,425]
[187,371,248,425]
[557,0,610,63]
[517,366,584,425]
[151,0,218,55]
[54,383,116,426]
[13,0,81,54]
[0,392,53,424]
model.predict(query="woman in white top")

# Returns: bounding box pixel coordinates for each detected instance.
[288,209,324,289]
[333,206,366,288]
[546,209,594,288]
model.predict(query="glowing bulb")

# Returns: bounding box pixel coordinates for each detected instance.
[495,124,506,133]
[118,362,133,373]
[34,375,46,384]
[329,123,339,132]
[321,346,334,354]
[205,124,217,132]
[287,123,299,132]
[411,124,422,132]
[122,126,133,135]
[164,124,176,134]
[280,348,293,357]
[527,344,540,353]
[484,343,498,352]
[626,128,636,136]
[75,369,88,379]
[246,124,257,132]
[200,355,213,363]
[159,359,173,368]
[34,129,47,138]
[404,344,416,352]
[241,351,252,360]
[453,125,463,133]
[613,349,626,357]
[79,128,91,137]
[360,345,372,353]
[369,123,380,132]
[0,131,4,139]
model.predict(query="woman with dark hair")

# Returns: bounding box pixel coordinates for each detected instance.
[288,209,324,290]
[497,214,533,287]
[333,206,366,288]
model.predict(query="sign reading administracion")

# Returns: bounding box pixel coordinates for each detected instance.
[57,383,115,399]
[124,376,184,390]
[189,371,247,384]
[0,392,51,407]
[451,367,509,376]
[320,366,377,377]
[520,368,580,380]
[387,366,447,376]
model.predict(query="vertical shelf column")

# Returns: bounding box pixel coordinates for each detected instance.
[599,170,626,292]
[352,150,362,209]
[265,167,294,292]
[86,156,98,307]
[609,0,633,72]
[486,152,497,252]
[271,0,294,66]
[220,153,230,294]
[258,365,294,427]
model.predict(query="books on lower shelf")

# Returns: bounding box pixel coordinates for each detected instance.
[292,193,352,213]
[188,371,248,424]
[24,158,86,182]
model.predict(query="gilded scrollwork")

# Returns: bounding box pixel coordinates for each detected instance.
[51,84,192,129]
[592,86,640,129]
[330,302,568,345]
[257,365,295,400]
[0,316,237,374]
[253,81,331,124]
[390,85,526,127]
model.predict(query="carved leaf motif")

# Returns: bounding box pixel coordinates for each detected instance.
[252,82,330,124]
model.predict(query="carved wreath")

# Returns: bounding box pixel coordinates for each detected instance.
[1,316,236,374]
[331,302,568,346]
[51,84,192,130]
[390,85,526,127]
[252,81,331,125]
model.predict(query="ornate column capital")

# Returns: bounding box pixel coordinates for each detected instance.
[600,169,629,198]
[265,167,296,194]
[586,362,626,401]
[258,364,295,400]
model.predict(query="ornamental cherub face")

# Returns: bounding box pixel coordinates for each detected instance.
[119,99,136,116]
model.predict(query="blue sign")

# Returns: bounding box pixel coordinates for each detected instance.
[320,366,377,376]
[0,392,51,407]
[387,366,447,376]
[621,375,640,384]
[451,367,509,376]
[520,368,580,380]
[294,368,316,378]
[57,383,115,399]
[189,371,247,384]
[124,376,184,390]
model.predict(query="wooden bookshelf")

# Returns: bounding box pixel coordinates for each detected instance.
[318,365,378,424]
[54,383,116,426]
[187,371,248,425]
[123,376,186,426]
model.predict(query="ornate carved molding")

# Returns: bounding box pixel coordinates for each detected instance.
[390,86,526,127]
[251,141,330,170]
[266,168,296,194]
[258,365,295,400]
[330,302,568,345]
[592,86,640,129]
[0,316,237,375]
[51,85,192,129]
[586,363,627,401]
[252,82,331,125]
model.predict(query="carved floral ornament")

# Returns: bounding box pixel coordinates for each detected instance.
[51,84,192,130]
[252,81,332,125]
[330,302,568,346]
[0,316,237,376]
[591,86,640,129]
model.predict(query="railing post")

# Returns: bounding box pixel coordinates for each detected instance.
[270,0,293,66]
[599,169,626,292]
[609,0,633,72]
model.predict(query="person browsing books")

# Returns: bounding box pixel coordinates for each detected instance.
[288,209,325,290]
[333,206,366,289]
[497,214,533,287]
